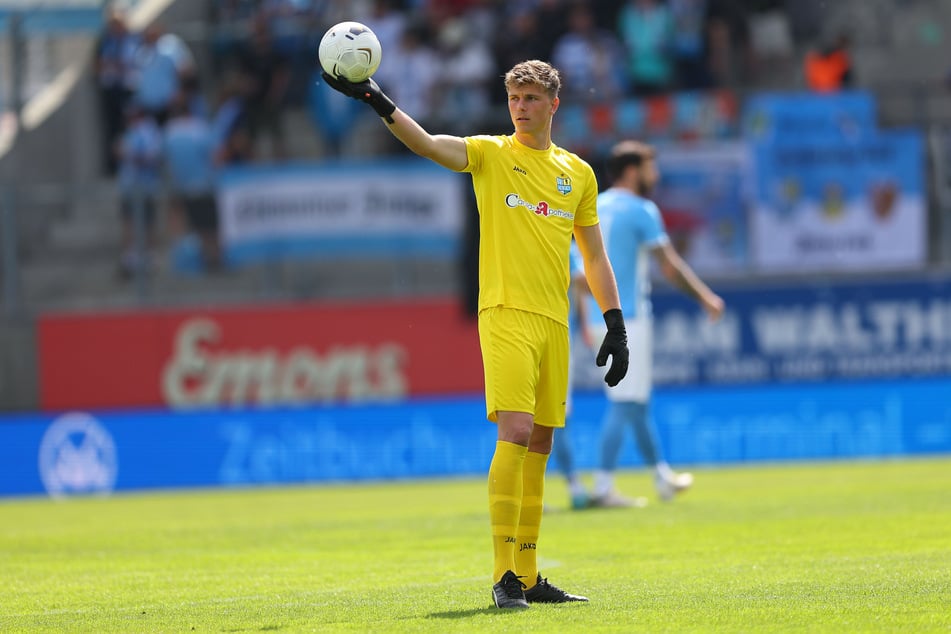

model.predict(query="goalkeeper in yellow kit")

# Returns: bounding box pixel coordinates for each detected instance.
[323,60,629,609]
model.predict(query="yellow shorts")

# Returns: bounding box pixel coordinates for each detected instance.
[478,306,569,428]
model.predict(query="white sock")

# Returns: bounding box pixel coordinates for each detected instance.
[566,474,585,495]
[656,462,674,480]
[593,470,614,497]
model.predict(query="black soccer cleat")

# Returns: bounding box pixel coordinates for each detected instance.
[524,573,589,603]
[492,570,529,609]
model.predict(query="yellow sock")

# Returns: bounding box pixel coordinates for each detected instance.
[488,440,527,583]
[515,450,549,589]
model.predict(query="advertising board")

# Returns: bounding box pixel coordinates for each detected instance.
[3,380,949,497]
[38,275,951,410]
[216,160,466,265]
[38,298,483,411]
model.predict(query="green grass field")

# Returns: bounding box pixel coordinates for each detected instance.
[2,457,949,633]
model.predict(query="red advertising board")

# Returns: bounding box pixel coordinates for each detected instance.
[38,298,484,411]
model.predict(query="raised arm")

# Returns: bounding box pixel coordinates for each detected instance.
[385,108,469,171]
[321,72,468,171]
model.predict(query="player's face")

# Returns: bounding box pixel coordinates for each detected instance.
[640,158,660,195]
[507,85,558,135]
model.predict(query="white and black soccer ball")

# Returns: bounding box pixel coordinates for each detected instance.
[318,21,382,83]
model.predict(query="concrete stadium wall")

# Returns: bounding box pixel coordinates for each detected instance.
[0,318,36,412]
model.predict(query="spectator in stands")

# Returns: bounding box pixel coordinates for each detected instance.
[618,0,675,96]
[131,22,196,127]
[363,0,409,94]
[491,8,548,103]
[588,0,625,31]
[259,0,311,54]
[259,0,320,104]
[436,18,495,131]
[163,93,221,271]
[211,73,253,165]
[154,25,197,91]
[94,6,139,175]
[115,101,163,279]
[744,0,794,79]
[669,0,712,90]
[704,0,752,89]
[443,0,499,43]
[307,70,364,157]
[217,117,255,166]
[551,3,628,103]
[381,21,441,127]
[532,0,571,63]
[804,33,853,93]
[212,0,258,23]
[235,15,292,160]
[182,72,211,120]
[207,0,258,75]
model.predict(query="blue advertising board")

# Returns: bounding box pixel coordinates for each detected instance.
[2,378,949,498]
[649,275,951,386]
[574,274,951,389]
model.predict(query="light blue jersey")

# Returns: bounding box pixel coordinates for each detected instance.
[164,115,216,196]
[117,117,163,196]
[595,188,668,319]
[568,241,584,335]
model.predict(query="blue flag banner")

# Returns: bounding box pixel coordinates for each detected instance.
[214,160,466,267]
[742,91,878,145]
[654,142,751,275]
[749,130,925,272]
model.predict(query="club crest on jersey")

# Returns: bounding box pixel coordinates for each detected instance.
[556,175,572,195]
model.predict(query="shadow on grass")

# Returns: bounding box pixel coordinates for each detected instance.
[427,606,528,619]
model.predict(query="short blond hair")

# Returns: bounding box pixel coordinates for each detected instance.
[504,60,561,99]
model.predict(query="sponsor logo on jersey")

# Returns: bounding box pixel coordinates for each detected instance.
[512,165,527,176]
[504,193,574,220]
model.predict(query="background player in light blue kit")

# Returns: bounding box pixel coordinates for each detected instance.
[590,140,724,507]
[551,241,604,510]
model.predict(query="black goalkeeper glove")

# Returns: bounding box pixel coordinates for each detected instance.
[596,308,629,387]
[321,71,396,123]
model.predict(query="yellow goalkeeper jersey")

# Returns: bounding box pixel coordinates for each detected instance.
[460,134,599,326]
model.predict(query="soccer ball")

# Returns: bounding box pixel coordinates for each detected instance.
[318,21,382,83]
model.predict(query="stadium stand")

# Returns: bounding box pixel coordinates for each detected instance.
[2,0,950,313]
